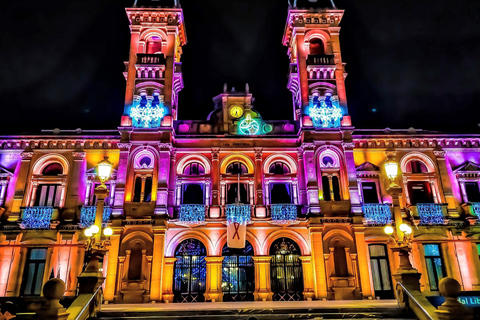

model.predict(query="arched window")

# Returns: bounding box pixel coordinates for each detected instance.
[173,239,207,302]
[183,162,205,176]
[406,160,429,173]
[269,162,290,175]
[226,162,248,175]
[42,163,63,176]
[269,238,304,301]
[222,241,255,301]
[132,151,155,203]
[319,151,342,201]
[333,242,348,277]
[309,38,325,55]
[139,156,152,169]
[127,243,144,280]
[146,36,162,54]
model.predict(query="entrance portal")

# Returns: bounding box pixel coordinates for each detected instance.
[221,241,255,301]
[173,239,207,302]
[270,237,304,301]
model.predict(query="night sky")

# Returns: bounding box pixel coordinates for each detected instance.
[0,0,479,134]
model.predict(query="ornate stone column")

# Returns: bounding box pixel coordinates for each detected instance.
[210,148,221,218]
[103,227,122,302]
[162,257,177,303]
[298,256,315,300]
[204,256,224,302]
[113,143,131,216]
[150,222,167,302]
[252,256,273,301]
[296,149,307,210]
[157,143,172,215]
[254,148,266,218]
[353,226,373,298]
[342,142,362,214]
[301,143,320,214]
[308,224,328,299]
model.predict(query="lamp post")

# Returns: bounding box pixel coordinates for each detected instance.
[82,156,113,274]
[383,152,421,291]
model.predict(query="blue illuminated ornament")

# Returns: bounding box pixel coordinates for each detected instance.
[417,203,445,225]
[362,204,392,225]
[226,204,251,224]
[80,206,112,228]
[130,94,165,128]
[179,204,206,225]
[21,207,53,229]
[239,114,260,135]
[271,204,298,224]
[308,95,343,128]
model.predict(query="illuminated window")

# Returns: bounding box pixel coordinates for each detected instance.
[369,244,393,299]
[182,184,204,204]
[309,38,325,55]
[226,183,248,204]
[407,181,434,205]
[21,248,47,296]
[406,160,429,173]
[270,183,293,204]
[34,184,62,207]
[423,244,446,291]
[146,39,162,54]
[269,162,290,175]
[183,162,205,176]
[133,176,153,203]
[226,162,248,175]
[321,175,341,201]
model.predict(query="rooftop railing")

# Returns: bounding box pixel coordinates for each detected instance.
[136,53,166,65]
[306,54,335,65]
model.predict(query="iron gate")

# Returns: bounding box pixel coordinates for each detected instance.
[173,239,207,302]
[222,241,255,301]
[270,237,304,301]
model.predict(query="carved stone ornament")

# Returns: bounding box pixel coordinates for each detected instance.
[21,152,33,159]
[211,148,220,159]
[342,142,355,150]
[117,143,132,150]
[301,143,315,151]
[72,152,86,160]
[434,150,446,157]
[158,143,173,150]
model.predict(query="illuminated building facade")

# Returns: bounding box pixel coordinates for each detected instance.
[0,0,480,304]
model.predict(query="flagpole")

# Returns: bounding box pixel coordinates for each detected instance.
[237,160,240,204]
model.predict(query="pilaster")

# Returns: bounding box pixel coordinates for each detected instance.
[162,257,177,303]
[204,256,224,302]
[298,256,315,300]
[352,226,373,298]
[150,223,167,301]
[103,227,122,302]
[252,256,273,301]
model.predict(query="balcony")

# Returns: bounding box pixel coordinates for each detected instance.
[179,204,206,225]
[136,53,166,65]
[362,203,392,226]
[410,203,447,225]
[80,206,113,228]
[270,204,298,224]
[225,204,251,224]
[20,207,59,229]
[307,54,335,66]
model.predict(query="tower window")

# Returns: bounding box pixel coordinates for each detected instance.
[133,175,153,203]
[309,38,325,55]
[146,39,162,54]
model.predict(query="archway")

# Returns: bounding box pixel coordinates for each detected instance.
[221,241,255,301]
[269,237,304,301]
[173,239,207,302]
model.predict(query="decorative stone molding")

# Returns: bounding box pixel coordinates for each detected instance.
[254,148,263,160]
[211,148,220,160]
[158,143,173,150]
[341,142,355,150]
[354,138,480,149]
[434,151,447,158]
[21,152,33,159]
[300,143,315,151]
[118,143,132,150]
[72,152,86,160]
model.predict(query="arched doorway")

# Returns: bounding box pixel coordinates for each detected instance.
[270,237,304,301]
[173,239,207,302]
[222,241,255,301]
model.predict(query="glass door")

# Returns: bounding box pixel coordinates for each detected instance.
[424,244,446,291]
[368,244,394,299]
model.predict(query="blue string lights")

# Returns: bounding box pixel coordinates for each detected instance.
[179,204,206,225]
[417,203,445,225]
[271,204,297,224]
[80,206,113,228]
[226,204,251,224]
[21,207,53,229]
[363,203,392,225]
[308,94,343,128]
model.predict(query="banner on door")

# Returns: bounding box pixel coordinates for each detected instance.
[226,204,251,249]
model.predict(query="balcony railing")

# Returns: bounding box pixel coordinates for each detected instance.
[271,204,298,224]
[179,204,206,225]
[362,203,392,226]
[136,53,166,65]
[225,204,251,224]
[80,206,112,228]
[470,202,480,217]
[411,203,446,225]
[20,207,56,229]
[307,54,335,66]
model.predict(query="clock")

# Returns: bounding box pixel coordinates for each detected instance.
[229,105,244,118]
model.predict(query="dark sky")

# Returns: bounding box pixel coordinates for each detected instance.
[0,0,479,134]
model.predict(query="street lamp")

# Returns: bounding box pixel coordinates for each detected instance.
[83,156,113,274]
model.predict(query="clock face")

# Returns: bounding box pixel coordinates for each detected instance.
[229,105,244,118]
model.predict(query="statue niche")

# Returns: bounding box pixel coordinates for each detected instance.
[117,235,153,303]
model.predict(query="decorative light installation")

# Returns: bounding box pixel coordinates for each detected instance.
[80,206,112,228]
[226,204,252,224]
[417,203,444,225]
[271,204,297,224]
[21,207,53,229]
[363,203,393,225]
[471,203,480,217]
[308,94,343,128]
[238,114,260,135]
[130,94,165,128]
[179,204,206,225]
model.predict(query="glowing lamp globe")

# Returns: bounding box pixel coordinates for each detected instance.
[90,225,100,235]
[400,223,412,235]
[84,228,93,237]
[384,160,398,180]
[384,225,394,235]
[103,227,113,237]
[97,156,113,181]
